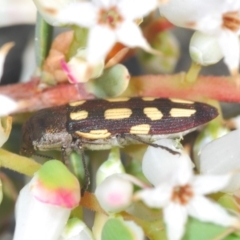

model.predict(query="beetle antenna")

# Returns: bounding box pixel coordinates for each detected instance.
[126,134,180,155]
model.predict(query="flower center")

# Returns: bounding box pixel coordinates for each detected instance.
[222,11,240,32]
[171,184,193,205]
[98,7,123,29]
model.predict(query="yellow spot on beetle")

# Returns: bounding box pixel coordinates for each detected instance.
[170,98,193,104]
[170,108,196,117]
[142,97,155,101]
[130,124,150,134]
[75,129,111,139]
[69,100,86,106]
[70,110,88,120]
[143,107,163,120]
[106,97,130,102]
[105,108,132,119]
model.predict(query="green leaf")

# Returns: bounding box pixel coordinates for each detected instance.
[183,217,237,240]
[102,218,135,240]
[35,12,53,68]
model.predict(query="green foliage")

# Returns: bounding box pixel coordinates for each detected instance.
[183,217,238,240]
[102,218,135,240]
[35,13,53,68]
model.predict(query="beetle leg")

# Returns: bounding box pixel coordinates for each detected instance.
[61,146,72,166]
[72,139,90,196]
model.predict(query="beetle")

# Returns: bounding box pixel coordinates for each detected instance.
[20,97,218,192]
[20,97,218,158]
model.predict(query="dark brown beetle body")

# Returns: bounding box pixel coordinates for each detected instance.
[20,97,218,158]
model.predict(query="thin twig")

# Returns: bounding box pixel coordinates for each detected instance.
[0,74,240,114]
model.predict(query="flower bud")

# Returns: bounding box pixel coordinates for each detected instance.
[62,49,104,83]
[59,218,94,240]
[13,160,80,240]
[86,64,130,98]
[189,31,223,66]
[95,174,133,213]
[96,148,125,186]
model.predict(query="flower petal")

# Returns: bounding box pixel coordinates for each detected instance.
[118,0,157,20]
[58,2,97,27]
[159,0,226,29]
[188,196,239,227]
[142,139,192,186]
[199,129,240,192]
[142,139,178,184]
[92,0,115,8]
[192,174,232,195]
[163,203,188,240]
[135,183,172,208]
[217,30,240,75]
[86,25,116,62]
[116,21,153,52]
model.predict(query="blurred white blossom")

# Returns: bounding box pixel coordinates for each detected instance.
[135,139,239,240]
[160,0,240,75]
[0,0,36,27]
[34,0,159,62]
[199,129,240,194]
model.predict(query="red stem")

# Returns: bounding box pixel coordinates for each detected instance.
[0,74,239,114]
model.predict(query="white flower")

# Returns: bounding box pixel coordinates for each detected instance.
[40,0,158,62]
[0,0,36,27]
[32,0,78,25]
[159,0,240,76]
[199,129,240,193]
[135,139,239,240]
